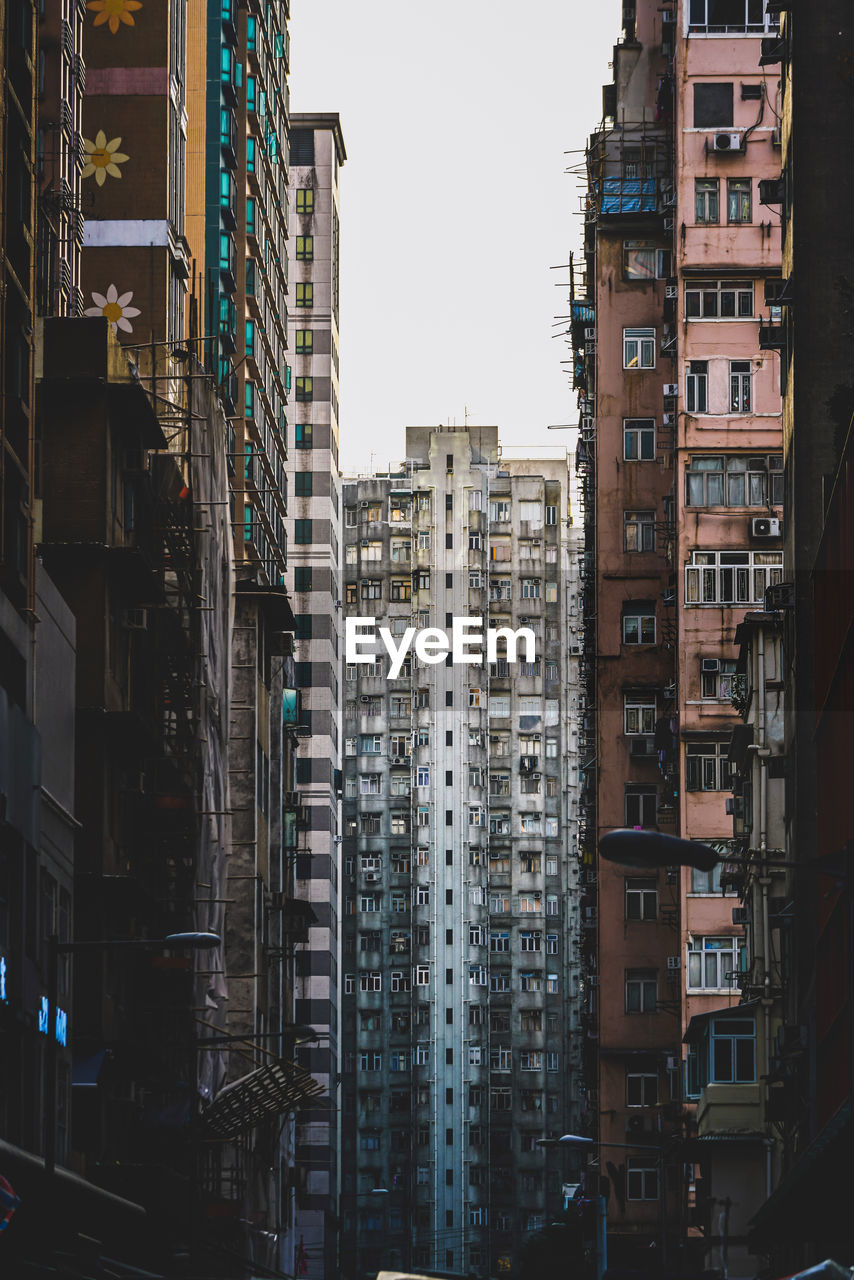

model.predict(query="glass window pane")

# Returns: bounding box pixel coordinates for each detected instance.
[713,1036,733,1081]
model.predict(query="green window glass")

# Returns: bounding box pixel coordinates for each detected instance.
[296,236,313,261]
[296,189,314,215]
[295,283,313,308]
[295,330,313,355]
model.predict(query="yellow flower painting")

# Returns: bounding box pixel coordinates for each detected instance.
[87,0,142,34]
[81,132,129,186]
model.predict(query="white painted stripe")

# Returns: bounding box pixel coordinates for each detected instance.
[83,220,171,248]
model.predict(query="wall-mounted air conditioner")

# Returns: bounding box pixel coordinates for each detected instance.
[713,132,742,153]
[751,516,782,538]
[665,285,678,299]
[663,383,678,397]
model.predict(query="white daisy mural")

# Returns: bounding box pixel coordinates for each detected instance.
[85,285,141,334]
[81,131,129,185]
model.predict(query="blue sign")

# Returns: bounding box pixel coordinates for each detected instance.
[37,996,68,1047]
[0,955,6,1003]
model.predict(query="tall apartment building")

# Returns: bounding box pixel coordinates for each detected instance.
[748,0,854,1264]
[286,112,346,1280]
[576,0,783,1271]
[339,426,582,1280]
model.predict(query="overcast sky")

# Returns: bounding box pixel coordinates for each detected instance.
[289,0,621,474]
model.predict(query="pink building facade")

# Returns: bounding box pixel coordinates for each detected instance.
[577,1,782,1273]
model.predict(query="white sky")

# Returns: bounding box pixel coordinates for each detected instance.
[289,0,621,474]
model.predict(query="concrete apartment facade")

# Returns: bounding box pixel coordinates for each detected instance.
[338,426,583,1280]
[576,0,783,1272]
[286,112,346,1280]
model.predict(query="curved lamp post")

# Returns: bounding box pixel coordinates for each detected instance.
[45,931,221,1176]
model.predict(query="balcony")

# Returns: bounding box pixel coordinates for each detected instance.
[697,1081,762,1138]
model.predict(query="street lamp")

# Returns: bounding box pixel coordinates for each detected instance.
[599,828,720,871]
[44,931,221,1176]
[541,1133,670,1279]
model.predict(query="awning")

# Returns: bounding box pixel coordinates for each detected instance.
[72,1050,107,1088]
[203,1059,325,1139]
[749,1101,850,1237]
[684,998,759,1044]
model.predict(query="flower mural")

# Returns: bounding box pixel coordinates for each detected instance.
[85,285,141,335]
[81,132,129,185]
[87,0,142,34]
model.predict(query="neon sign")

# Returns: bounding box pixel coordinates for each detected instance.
[37,996,68,1047]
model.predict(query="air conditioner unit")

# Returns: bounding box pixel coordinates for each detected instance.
[732,906,749,925]
[713,132,742,153]
[360,694,371,702]
[701,658,720,673]
[666,956,681,971]
[584,327,596,340]
[361,539,370,547]
[663,216,674,231]
[364,872,378,883]
[751,516,782,538]
[392,755,405,765]
[630,737,653,757]
[122,608,148,630]
[665,285,678,299]
[663,383,678,397]
[531,772,542,780]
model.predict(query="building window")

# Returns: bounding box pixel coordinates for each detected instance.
[624,509,656,553]
[294,519,312,544]
[627,1072,659,1107]
[710,1016,757,1081]
[295,423,313,449]
[624,694,655,735]
[624,418,655,461]
[730,359,752,412]
[623,240,658,280]
[625,786,657,828]
[700,657,738,700]
[727,177,752,223]
[686,740,731,791]
[685,455,783,508]
[622,610,656,645]
[295,376,313,402]
[295,282,313,308]
[625,878,658,921]
[688,936,743,991]
[296,235,313,260]
[295,329,313,355]
[627,1158,659,1200]
[695,177,719,223]
[691,860,736,894]
[686,360,708,413]
[623,327,655,370]
[685,550,782,605]
[688,0,772,33]
[360,579,381,600]
[625,968,657,1013]
[296,189,314,215]
[685,279,753,319]
[521,578,541,599]
[545,504,557,525]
